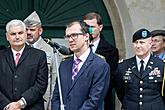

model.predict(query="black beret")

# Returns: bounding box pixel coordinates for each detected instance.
[132,28,151,42]
[151,30,165,37]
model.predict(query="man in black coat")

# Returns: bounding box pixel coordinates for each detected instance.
[0,45,6,50]
[0,19,48,110]
[84,12,119,110]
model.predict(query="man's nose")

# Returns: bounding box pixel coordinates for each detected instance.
[16,33,19,39]
[27,29,31,34]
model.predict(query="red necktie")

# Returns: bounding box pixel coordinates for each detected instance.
[72,58,81,80]
[15,53,20,65]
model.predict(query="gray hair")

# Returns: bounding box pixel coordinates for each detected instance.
[6,19,26,32]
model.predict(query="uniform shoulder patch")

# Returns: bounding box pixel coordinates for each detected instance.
[62,54,73,61]
[95,53,106,61]
[118,59,124,63]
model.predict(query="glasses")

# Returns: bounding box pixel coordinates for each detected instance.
[64,33,84,40]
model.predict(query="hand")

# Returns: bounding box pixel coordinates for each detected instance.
[6,101,21,110]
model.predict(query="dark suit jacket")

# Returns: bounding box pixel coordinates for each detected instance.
[115,55,165,110]
[0,45,48,110]
[96,34,119,74]
[51,50,110,110]
[0,45,6,50]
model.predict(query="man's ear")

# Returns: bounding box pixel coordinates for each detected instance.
[39,27,43,36]
[99,24,103,31]
[6,33,9,41]
[84,33,90,41]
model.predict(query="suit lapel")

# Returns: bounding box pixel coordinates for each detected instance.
[66,58,74,91]
[95,38,105,54]
[17,45,30,66]
[142,56,154,79]
[5,48,16,71]
[35,37,44,50]
[131,57,142,78]
[67,51,93,94]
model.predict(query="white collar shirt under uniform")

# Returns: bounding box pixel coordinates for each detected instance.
[136,53,150,72]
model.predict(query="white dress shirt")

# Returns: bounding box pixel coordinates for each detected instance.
[136,53,150,72]
[73,48,90,72]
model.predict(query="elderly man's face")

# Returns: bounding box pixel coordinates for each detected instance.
[26,25,43,44]
[6,25,27,50]
[151,35,164,54]
[133,37,152,59]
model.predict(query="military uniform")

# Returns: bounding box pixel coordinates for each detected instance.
[115,55,165,110]
[115,28,165,110]
[24,11,61,110]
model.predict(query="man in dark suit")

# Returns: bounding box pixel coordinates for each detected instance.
[0,19,48,110]
[0,45,6,50]
[84,12,119,110]
[114,28,165,110]
[51,21,110,110]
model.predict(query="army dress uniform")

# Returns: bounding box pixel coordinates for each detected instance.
[115,55,165,110]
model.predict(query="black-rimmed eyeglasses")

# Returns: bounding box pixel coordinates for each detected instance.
[64,33,84,40]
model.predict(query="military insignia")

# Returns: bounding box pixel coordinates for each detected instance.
[142,30,147,38]
[132,66,136,69]
[62,54,73,61]
[147,65,152,69]
[95,53,106,61]
[118,59,123,63]
[149,76,154,79]
[128,68,131,71]
[149,67,161,76]
[150,61,154,64]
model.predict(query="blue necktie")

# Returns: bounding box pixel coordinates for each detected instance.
[72,58,81,80]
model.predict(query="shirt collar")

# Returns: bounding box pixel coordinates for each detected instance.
[74,48,90,63]
[136,53,151,66]
[11,45,25,57]
[91,38,100,52]
[27,36,41,48]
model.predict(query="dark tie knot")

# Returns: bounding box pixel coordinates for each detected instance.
[16,53,20,57]
[140,60,144,64]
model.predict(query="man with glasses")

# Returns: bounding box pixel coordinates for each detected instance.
[51,21,110,110]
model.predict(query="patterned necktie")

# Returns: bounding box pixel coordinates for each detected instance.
[140,60,144,74]
[15,53,20,65]
[72,58,81,80]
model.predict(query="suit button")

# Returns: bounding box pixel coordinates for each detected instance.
[139,101,143,105]
[140,81,143,84]
[154,80,157,83]
[14,88,18,91]
[14,75,18,78]
[140,88,143,91]
[139,94,143,98]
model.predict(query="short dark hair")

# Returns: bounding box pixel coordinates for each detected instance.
[83,12,102,25]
